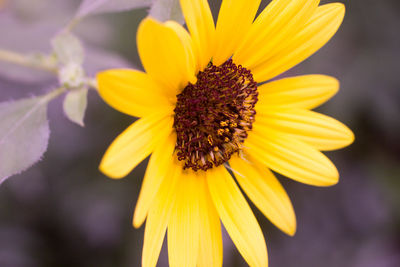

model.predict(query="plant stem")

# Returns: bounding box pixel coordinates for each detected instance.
[0,49,98,90]
[87,78,98,90]
[0,49,58,74]
[64,17,82,32]
[42,87,67,103]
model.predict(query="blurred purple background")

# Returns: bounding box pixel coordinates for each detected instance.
[1,0,399,266]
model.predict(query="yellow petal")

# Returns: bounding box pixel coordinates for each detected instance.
[97,69,172,117]
[168,171,200,267]
[99,113,173,179]
[164,20,196,76]
[256,109,354,151]
[197,177,223,267]
[213,0,261,66]
[207,166,268,267]
[233,0,319,69]
[229,155,296,236]
[257,75,339,110]
[137,17,196,97]
[251,3,345,82]
[142,162,181,267]
[246,128,339,186]
[133,133,176,228]
[179,0,215,71]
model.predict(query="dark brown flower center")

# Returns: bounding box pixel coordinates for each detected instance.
[173,59,258,171]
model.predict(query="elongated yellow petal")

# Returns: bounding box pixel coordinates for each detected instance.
[137,17,196,97]
[213,0,261,66]
[179,0,215,71]
[252,3,345,82]
[97,69,172,117]
[233,0,319,69]
[133,133,176,228]
[164,21,196,77]
[142,207,168,267]
[142,162,181,267]
[142,162,182,267]
[99,113,173,179]
[229,156,296,236]
[207,166,268,267]
[168,171,200,267]
[197,177,223,267]
[257,75,339,110]
[246,128,339,186]
[256,109,354,151]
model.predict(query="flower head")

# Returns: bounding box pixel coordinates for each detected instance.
[97,0,354,266]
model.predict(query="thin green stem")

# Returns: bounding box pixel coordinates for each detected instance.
[87,78,98,90]
[64,17,82,32]
[0,49,58,74]
[0,49,98,91]
[42,87,67,103]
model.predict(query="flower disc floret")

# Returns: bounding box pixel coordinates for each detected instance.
[173,59,258,171]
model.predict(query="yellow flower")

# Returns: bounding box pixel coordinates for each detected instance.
[97,0,354,266]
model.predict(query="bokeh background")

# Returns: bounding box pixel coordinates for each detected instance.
[1,0,399,266]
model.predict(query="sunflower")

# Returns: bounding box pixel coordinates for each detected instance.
[96,0,354,266]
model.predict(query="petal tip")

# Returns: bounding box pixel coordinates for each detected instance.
[313,161,340,187]
[320,75,340,99]
[335,2,346,13]
[99,162,127,179]
[288,212,297,236]
[137,17,161,40]
[286,225,297,237]
[142,16,160,25]
[322,173,339,187]
[281,217,297,237]
[336,124,355,149]
[132,215,143,229]
[281,208,297,236]
[329,76,340,94]
[346,128,355,145]
[327,2,346,21]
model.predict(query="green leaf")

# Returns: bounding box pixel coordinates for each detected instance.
[0,97,50,183]
[150,0,184,24]
[63,88,89,127]
[51,32,84,65]
[75,0,152,19]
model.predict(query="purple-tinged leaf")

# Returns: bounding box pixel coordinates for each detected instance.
[63,88,88,127]
[149,0,184,24]
[75,0,151,19]
[52,32,84,65]
[0,97,50,183]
